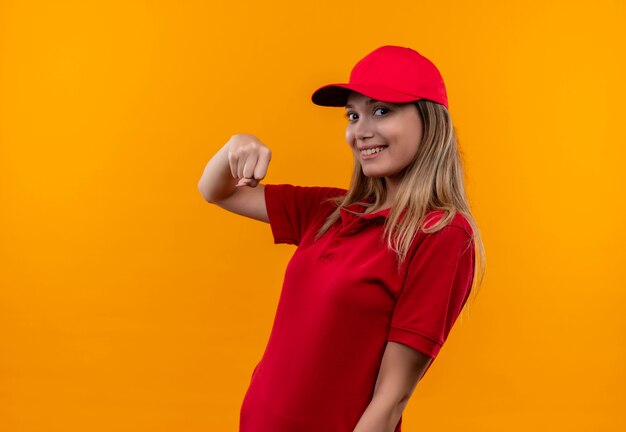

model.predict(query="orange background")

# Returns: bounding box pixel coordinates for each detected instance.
[1,1,624,430]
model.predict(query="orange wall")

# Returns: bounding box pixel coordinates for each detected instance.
[1,1,624,431]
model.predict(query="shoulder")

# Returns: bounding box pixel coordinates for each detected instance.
[265,183,347,196]
[422,209,474,238]
[402,211,475,270]
[264,183,347,212]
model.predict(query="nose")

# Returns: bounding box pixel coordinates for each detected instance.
[354,116,374,141]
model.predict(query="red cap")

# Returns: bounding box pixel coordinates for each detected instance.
[311,45,448,109]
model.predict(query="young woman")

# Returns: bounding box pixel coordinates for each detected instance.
[198,45,486,432]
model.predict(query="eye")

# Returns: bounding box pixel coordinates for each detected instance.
[344,106,390,122]
[374,106,389,116]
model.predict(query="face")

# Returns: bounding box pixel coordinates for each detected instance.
[344,91,424,182]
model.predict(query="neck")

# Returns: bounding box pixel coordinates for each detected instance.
[383,177,399,208]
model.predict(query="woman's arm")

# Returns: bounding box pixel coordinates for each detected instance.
[198,140,239,202]
[198,134,272,223]
[353,341,433,432]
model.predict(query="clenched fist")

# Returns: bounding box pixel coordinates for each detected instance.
[226,134,272,188]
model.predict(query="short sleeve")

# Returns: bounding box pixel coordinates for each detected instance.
[264,183,346,246]
[387,225,475,359]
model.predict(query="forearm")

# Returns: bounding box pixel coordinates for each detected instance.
[197,141,238,202]
[352,393,406,432]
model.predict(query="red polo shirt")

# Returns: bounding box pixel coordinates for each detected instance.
[239,183,475,432]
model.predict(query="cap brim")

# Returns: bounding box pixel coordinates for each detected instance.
[311,83,423,107]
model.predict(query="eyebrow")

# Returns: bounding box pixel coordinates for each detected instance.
[345,98,381,109]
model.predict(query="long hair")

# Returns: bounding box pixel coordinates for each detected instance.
[314,99,486,310]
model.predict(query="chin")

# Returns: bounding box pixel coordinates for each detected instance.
[362,170,388,178]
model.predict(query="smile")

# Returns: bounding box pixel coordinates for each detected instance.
[360,146,388,159]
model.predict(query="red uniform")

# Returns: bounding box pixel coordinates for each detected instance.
[239,183,475,432]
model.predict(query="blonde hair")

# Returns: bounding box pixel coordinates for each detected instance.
[314,99,486,310]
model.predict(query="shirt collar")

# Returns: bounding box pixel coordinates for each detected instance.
[338,195,392,229]
[336,194,445,235]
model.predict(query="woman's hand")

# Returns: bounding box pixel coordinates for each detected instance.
[226,133,272,188]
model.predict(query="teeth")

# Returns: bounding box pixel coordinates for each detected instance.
[361,146,386,155]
